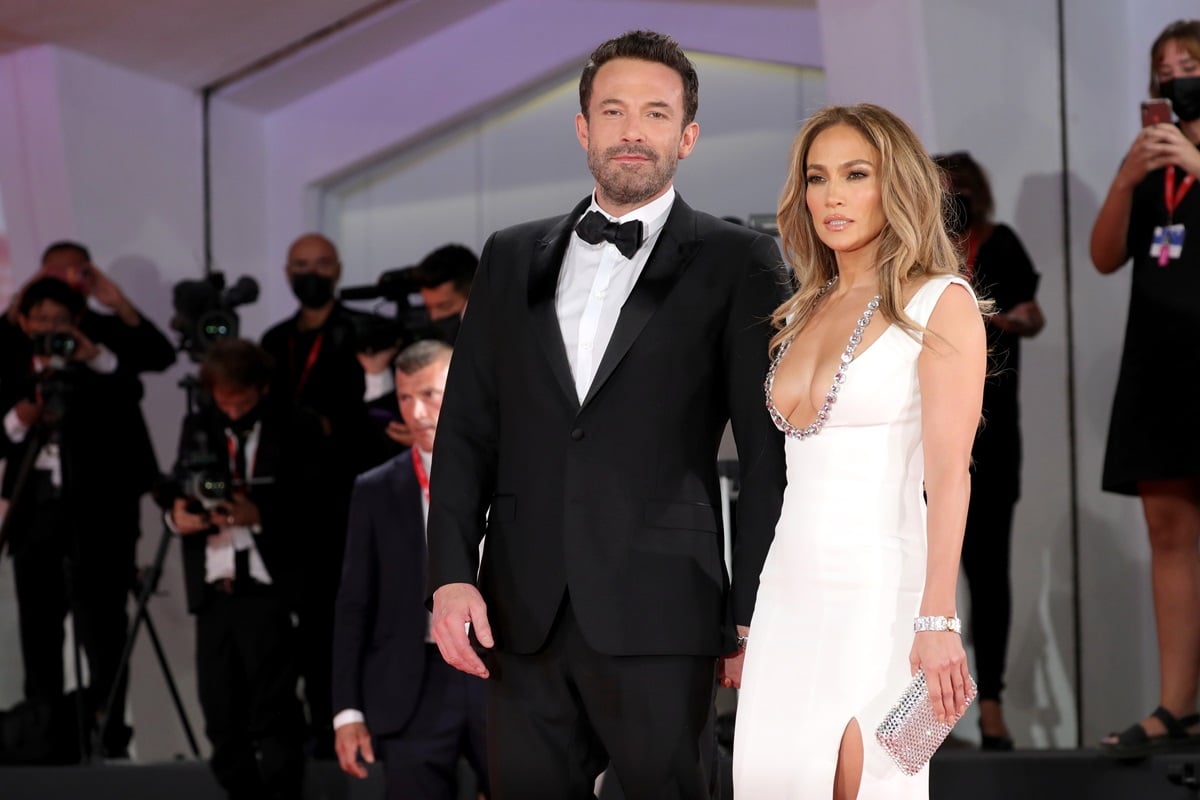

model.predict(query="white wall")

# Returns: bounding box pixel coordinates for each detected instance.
[0,45,207,761]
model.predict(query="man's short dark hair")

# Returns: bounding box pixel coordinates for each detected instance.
[199,339,275,393]
[393,339,453,376]
[41,240,92,265]
[579,30,699,126]
[19,276,86,319]
[415,244,477,296]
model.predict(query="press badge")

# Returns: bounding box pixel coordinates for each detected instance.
[1150,224,1186,264]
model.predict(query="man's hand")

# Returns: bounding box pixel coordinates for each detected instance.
[88,266,140,325]
[356,348,397,376]
[67,326,101,363]
[385,420,414,446]
[719,624,750,689]
[431,583,493,678]
[171,498,212,535]
[335,721,375,779]
[13,397,42,428]
[215,494,260,528]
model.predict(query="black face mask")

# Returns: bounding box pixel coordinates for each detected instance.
[1160,77,1200,122]
[428,314,462,344]
[290,272,335,309]
[945,193,974,237]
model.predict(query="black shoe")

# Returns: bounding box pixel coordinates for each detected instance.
[1098,706,1200,760]
[980,732,1014,752]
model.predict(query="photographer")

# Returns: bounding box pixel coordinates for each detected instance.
[358,244,477,449]
[169,339,326,799]
[0,277,158,758]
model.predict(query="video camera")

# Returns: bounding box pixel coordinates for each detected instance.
[30,331,78,361]
[339,266,432,353]
[170,273,259,361]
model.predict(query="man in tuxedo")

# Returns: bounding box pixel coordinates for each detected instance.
[428,30,787,799]
[169,339,322,799]
[332,340,487,799]
[0,276,164,758]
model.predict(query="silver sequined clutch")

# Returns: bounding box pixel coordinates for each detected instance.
[875,668,977,776]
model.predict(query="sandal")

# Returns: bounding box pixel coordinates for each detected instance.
[1098,706,1200,759]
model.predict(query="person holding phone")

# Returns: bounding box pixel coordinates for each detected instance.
[1090,18,1200,757]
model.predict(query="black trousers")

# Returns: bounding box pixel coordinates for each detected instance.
[195,586,305,800]
[296,566,336,753]
[960,485,1016,702]
[377,645,489,800]
[486,597,717,800]
[10,500,135,754]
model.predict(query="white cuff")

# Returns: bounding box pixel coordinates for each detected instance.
[3,407,29,444]
[363,369,394,402]
[333,709,365,730]
[87,344,118,374]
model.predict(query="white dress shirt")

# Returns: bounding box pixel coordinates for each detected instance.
[556,188,676,402]
[204,421,272,585]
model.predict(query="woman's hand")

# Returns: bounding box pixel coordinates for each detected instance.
[909,630,972,724]
[1120,123,1200,186]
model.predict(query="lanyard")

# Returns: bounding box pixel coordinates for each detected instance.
[412,447,430,504]
[288,332,324,399]
[225,429,258,493]
[1165,165,1195,222]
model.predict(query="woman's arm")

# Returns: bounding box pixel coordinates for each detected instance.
[913,282,987,723]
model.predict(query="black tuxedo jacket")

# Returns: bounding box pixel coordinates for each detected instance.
[428,195,788,657]
[175,402,327,613]
[332,451,430,736]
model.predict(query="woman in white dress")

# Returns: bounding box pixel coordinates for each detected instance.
[732,104,987,798]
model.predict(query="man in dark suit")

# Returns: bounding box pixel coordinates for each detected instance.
[333,340,487,799]
[428,30,787,800]
[169,339,322,799]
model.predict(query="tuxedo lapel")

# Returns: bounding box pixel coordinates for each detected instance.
[581,197,701,408]
[528,196,592,411]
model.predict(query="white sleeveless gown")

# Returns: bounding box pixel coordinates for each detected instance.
[733,275,972,799]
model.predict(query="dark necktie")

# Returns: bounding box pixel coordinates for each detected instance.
[574,210,644,259]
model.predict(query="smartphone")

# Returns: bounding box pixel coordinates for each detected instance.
[1141,97,1173,128]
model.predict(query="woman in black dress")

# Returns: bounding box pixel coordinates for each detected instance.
[1091,19,1200,757]
[935,151,1044,751]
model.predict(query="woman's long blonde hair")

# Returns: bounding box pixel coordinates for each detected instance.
[770,104,964,354]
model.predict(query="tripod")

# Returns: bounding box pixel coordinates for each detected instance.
[95,376,206,760]
[97,524,201,759]
[0,414,94,763]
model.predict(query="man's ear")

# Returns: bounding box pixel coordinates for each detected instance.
[575,112,590,152]
[677,121,700,160]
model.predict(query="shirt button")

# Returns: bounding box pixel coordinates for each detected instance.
[581,342,592,351]
[595,290,607,299]
[570,428,585,441]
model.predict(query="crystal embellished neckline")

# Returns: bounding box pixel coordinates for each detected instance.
[765,278,883,440]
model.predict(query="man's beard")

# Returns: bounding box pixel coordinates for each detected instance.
[588,142,677,208]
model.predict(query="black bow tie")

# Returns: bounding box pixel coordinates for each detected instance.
[574,210,644,260]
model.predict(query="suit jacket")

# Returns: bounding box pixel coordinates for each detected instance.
[427,195,788,657]
[175,401,327,613]
[332,451,430,736]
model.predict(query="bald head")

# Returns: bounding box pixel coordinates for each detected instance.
[286,233,341,311]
